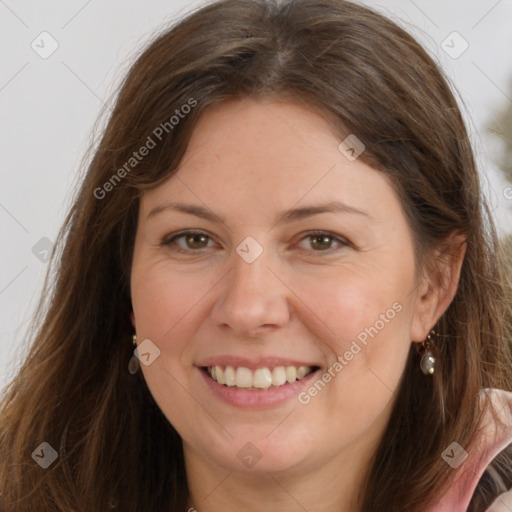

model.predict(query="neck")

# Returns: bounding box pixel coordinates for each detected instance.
[184,436,377,512]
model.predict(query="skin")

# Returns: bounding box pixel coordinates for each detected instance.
[130,97,466,512]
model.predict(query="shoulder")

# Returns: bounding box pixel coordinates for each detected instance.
[469,441,512,511]
[484,488,512,512]
[430,388,512,512]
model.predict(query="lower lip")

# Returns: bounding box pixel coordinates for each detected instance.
[198,367,322,409]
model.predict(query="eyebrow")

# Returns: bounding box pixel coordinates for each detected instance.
[147,200,373,224]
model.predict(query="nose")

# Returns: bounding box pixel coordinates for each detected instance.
[211,248,291,337]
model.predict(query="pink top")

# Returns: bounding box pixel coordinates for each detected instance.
[430,388,512,512]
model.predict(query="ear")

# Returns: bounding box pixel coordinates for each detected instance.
[410,233,467,342]
[130,311,136,330]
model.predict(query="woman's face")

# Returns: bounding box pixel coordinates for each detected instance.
[130,98,430,478]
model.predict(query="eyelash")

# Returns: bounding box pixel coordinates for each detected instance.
[161,230,351,254]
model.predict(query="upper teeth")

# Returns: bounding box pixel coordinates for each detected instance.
[208,365,313,389]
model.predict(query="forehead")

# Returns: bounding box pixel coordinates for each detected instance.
[139,98,401,225]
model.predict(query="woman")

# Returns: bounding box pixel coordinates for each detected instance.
[1,0,511,510]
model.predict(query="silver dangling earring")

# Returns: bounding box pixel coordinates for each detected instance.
[419,330,437,375]
[128,334,140,374]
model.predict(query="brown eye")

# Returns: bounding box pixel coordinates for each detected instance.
[184,233,210,249]
[295,231,350,252]
[162,231,215,252]
[310,234,335,250]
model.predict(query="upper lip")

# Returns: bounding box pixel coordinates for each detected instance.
[196,356,322,370]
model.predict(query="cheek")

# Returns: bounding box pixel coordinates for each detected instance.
[130,263,214,428]
[289,273,413,436]
[130,261,219,422]
[289,263,413,384]
[131,261,216,344]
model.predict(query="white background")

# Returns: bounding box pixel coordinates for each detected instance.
[1,0,512,391]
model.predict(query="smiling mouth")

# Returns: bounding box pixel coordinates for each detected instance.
[203,365,320,390]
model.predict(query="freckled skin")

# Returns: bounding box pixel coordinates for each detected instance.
[130,98,452,512]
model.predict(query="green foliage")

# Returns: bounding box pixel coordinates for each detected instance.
[490,80,512,182]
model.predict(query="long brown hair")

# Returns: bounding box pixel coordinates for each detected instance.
[1,1,511,510]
